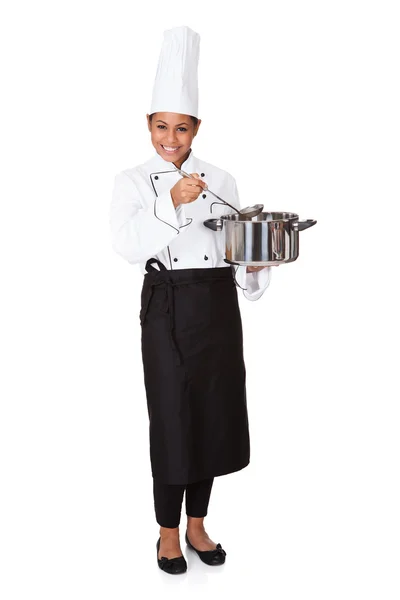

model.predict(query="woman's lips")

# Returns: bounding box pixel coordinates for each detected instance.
[161,145,181,154]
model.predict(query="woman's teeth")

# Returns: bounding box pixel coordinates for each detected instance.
[161,145,180,154]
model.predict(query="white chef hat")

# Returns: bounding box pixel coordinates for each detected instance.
[150,26,200,118]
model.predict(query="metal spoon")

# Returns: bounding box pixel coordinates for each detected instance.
[174,167,263,219]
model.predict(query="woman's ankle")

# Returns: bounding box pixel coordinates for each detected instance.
[187,516,205,531]
[159,526,180,539]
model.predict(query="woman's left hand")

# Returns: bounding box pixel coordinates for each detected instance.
[246,265,279,272]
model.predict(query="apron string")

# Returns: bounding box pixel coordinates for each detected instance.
[140,278,182,366]
[145,258,167,272]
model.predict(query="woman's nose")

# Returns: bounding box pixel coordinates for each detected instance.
[165,132,178,144]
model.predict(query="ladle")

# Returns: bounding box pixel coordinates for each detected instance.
[174,167,263,219]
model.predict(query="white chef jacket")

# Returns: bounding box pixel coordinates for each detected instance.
[109,149,272,301]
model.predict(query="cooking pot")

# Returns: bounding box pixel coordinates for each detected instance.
[203,212,317,266]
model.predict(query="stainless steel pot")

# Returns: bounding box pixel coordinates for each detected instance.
[203,212,317,266]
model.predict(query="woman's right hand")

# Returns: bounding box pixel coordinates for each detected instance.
[170,174,208,208]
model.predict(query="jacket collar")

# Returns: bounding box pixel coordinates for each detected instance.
[146,148,196,174]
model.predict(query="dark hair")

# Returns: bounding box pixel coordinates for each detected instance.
[149,113,199,127]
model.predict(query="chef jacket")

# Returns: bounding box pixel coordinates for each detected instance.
[109,150,272,301]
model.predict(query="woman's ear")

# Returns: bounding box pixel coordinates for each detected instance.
[146,114,152,132]
[193,118,202,137]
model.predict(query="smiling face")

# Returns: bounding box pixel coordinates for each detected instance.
[147,112,201,167]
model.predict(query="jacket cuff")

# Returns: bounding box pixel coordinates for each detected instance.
[234,266,272,301]
[154,190,181,230]
[175,203,187,228]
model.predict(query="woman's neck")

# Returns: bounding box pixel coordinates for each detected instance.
[173,148,192,170]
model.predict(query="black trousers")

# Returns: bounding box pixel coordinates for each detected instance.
[153,477,214,528]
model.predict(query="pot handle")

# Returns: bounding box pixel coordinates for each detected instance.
[203,218,223,231]
[294,219,317,232]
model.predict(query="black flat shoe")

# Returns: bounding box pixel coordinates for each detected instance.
[185,532,226,566]
[156,538,187,574]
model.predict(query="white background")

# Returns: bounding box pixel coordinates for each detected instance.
[1,0,399,598]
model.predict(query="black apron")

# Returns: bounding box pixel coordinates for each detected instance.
[140,258,250,485]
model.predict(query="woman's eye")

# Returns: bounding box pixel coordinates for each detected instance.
[156,125,187,131]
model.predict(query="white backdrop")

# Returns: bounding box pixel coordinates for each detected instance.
[1,1,399,598]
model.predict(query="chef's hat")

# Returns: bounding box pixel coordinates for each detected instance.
[150,26,200,118]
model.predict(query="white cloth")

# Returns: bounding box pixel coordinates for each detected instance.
[109,150,272,301]
[150,26,200,117]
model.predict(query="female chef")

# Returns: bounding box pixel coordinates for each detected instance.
[110,26,276,575]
